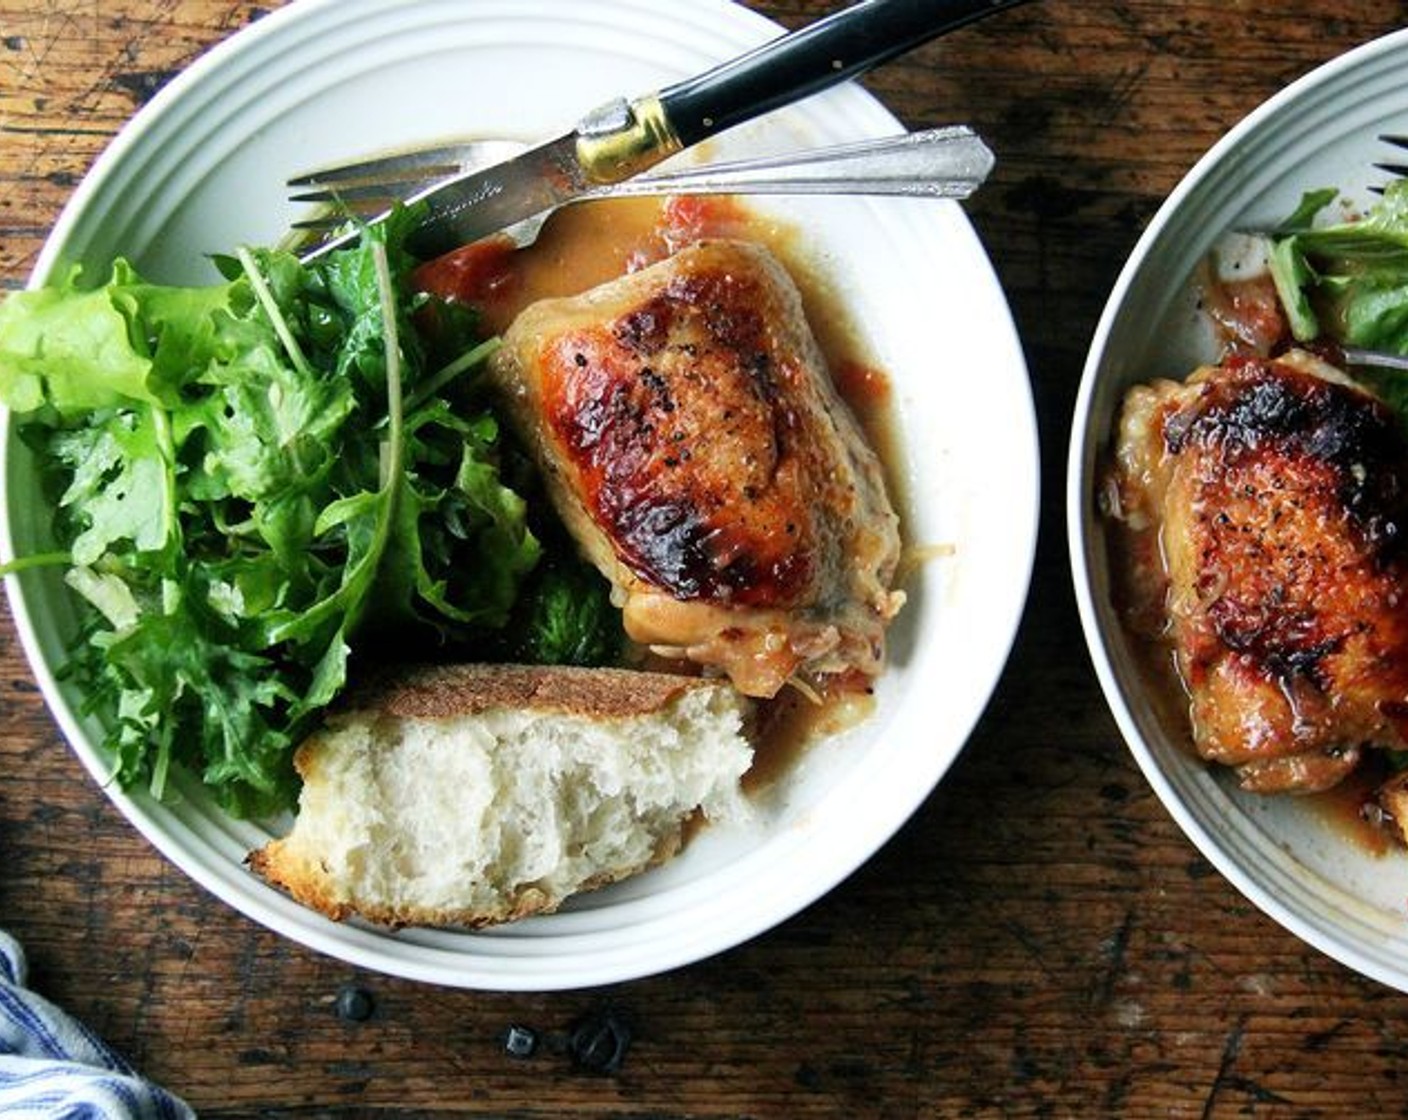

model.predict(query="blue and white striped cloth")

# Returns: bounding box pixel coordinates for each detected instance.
[0,931,194,1118]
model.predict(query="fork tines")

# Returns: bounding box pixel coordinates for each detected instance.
[287,150,464,191]
[287,165,461,206]
[287,138,525,201]
[1370,134,1408,193]
[288,149,473,234]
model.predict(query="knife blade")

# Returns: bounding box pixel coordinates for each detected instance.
[301,97,660,261]
[301,0,1034,262]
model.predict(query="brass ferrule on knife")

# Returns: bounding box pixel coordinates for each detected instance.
[574,94,684,185]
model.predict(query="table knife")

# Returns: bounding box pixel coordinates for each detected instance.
[303,0,1033,261]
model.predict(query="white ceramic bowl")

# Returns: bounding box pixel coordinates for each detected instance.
[1070,29,1408,991]
[2,0,1036,989]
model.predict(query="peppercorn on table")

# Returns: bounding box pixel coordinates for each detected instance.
[3,1,1408,1115]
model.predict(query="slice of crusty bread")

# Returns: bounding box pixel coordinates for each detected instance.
[248,663,754,929]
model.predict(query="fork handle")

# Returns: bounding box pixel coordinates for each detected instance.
[658,0,1034,150]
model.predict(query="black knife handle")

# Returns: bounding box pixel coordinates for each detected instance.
[657,0,1034,150]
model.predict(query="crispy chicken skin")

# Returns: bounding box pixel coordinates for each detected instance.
[489,239,903,698]
[1107,349,1408,793]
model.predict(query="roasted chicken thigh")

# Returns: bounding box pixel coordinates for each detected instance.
[1107,349,1408,793]
[489,239,903,698]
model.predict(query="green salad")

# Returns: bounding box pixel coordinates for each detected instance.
[0,213,619,817]
[1268,178,1408,413]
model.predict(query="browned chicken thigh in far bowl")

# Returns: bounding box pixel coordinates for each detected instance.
[1105,348,1408,795]
[489,238,904,700]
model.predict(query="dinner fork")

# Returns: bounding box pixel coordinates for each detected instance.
[288,126,995,253]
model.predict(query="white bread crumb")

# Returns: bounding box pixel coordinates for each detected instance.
[249,664,753,928]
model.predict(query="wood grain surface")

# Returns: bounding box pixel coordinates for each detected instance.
[4,1,1408,1116]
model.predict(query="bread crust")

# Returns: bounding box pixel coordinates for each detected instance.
[246,836,683,930]
[338,662,715,722]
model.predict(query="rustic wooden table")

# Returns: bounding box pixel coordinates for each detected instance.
[3,1,1408,1116]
